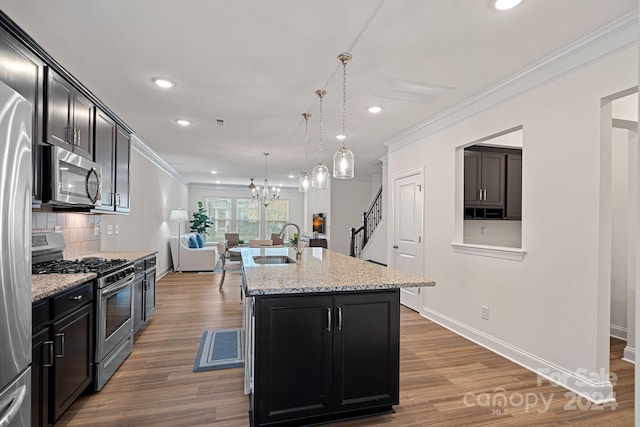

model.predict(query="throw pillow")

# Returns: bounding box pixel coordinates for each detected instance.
[195,233,205,248]
[188,235,198,248]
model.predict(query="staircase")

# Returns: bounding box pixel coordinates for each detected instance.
[349,186,382,258]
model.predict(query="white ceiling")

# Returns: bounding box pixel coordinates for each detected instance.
[1,1,637,188]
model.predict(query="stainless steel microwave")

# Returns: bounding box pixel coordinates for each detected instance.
[43,145,102,207]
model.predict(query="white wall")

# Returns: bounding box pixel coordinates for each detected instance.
[306,181,332,243]
[611,127,630,338]
[330,179,375,255]
[100,140,189,276]
[387,45,637,400]
[188,185,304,240]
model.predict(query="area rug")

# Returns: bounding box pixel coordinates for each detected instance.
[193,328,244,372]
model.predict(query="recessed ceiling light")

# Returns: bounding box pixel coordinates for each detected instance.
[176,119,191,126]
[492,0,522,11]
[336,134,346,141]
[215,180,221,184]
[152,77,175,88]
[288,174,295,179]
[210,170,217,175]
[367,106,383,114]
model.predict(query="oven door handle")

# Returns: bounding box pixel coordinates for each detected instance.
[103,274,134,297]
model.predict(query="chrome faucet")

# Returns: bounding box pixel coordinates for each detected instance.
[279,222,302,259]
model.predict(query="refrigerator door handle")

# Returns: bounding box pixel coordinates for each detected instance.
[0,384,26,427]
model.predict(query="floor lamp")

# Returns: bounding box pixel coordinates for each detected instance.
[170,209,189,273]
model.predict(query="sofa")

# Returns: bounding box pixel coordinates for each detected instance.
[168,233,220,272]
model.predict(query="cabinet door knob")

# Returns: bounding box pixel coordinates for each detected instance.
[44,341,54,367]
[392,245,398,249]
[326,307,332,332]
[70,295,83,301]
[337,307,343,331]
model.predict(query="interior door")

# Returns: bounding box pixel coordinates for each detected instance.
[393,171,424,312]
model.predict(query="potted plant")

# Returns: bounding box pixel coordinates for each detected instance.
[190,201,213,235]
[289,233,298,246]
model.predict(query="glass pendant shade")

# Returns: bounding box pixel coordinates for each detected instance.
[332,145,354,179]
[299,172,311,193]
[311,162,329,189]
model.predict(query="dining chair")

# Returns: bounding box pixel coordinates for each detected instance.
[225,233,242,261]
[270,233,284,246]
[215,242,242,291]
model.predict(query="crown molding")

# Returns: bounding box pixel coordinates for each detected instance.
[385,10,639,153]
[130,135,189,186]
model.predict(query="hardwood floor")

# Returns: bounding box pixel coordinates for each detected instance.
[57,272,634,426]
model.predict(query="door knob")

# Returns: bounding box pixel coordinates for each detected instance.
[392,245,398,249]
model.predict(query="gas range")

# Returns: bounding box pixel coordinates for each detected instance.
[32,232,135,287]
[32,257,131,275]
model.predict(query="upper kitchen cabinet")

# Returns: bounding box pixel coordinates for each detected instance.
[464,146,521,220]
[46,68,95,160]
[94,108,131,213]
[0,25,45,204]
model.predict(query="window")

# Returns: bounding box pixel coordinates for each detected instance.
[205,197,232,241]
[265,200,290,239]
[237,198,260,240]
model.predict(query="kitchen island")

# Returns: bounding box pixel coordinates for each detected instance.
[240,247,434,427]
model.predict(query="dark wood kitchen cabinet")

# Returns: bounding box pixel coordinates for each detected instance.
[252,290,399,427]
[46,68,95,159]
[133,255,157,334]
[464,146,522,220]
[94,108,131,213]
[31,281,94,426]
[0,25,45,204]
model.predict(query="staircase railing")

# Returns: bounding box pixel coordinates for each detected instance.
[349,186,383,257]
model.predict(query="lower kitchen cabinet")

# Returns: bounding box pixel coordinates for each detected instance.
[51,304,93,421]
[251,289,399,427]
[133,255,156,334]
[31,281,94,426]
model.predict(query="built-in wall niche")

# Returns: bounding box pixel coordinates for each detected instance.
[461,128,523,249]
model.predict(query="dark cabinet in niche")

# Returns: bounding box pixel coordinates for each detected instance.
[94,108,131,213]
[0,25,45,204]
[252,290,399,427]
[464,146,521,220]
[133,255,157,334]
[506,153,522,219]
[31,281,94,426]
[46,68,95,160]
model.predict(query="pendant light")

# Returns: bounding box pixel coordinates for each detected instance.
[251,153,280,207]
[312,89,329,189]
[299,113,312,193]
[333,52,354,179]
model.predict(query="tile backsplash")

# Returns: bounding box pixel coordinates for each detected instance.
[32,212,101,259]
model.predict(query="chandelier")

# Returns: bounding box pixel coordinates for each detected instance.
[333,52,354,179]
[312,89,329,189]
[249,153,280,207]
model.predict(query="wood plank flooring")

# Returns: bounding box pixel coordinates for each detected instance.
[56,272,634,426]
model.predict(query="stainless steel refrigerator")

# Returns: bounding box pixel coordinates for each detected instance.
[0,80,32,426]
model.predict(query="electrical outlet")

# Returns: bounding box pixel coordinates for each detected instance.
[114,224,120,234]
[481,306,489,320]
[106,225,113,235]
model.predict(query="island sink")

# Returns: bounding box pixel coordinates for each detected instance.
[252,255,296,264]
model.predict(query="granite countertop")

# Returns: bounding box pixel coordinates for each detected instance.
[32,273,97,302]
[240,247,435,296]
[31,251,157,302]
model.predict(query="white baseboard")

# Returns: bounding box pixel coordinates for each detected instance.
[623,346,635,364]
[609,324,627,341]
[421,307,615,405]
